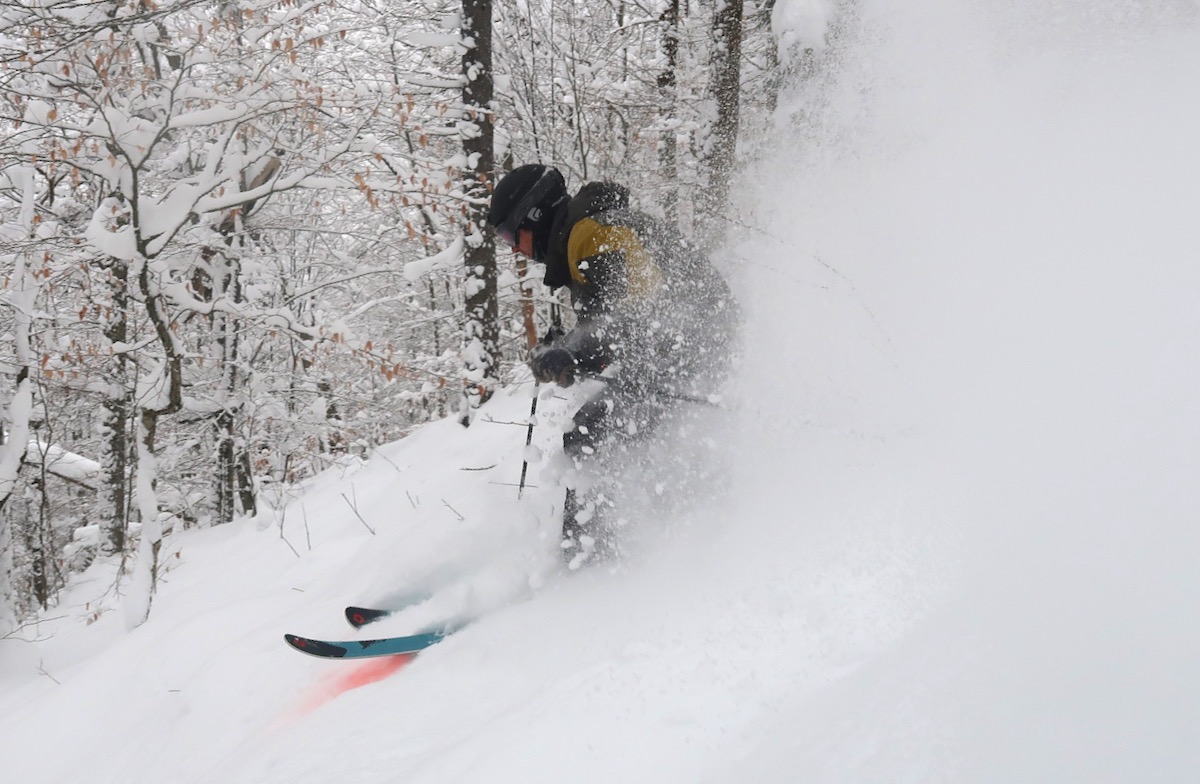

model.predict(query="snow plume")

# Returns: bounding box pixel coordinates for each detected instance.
[730,1,1200,779]
[772,0,838,54]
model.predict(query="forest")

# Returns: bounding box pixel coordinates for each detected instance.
[0,0,830,632]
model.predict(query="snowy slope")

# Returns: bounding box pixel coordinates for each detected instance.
[4,2,1200,782]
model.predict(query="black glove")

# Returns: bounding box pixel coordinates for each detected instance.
[529,346,577,387]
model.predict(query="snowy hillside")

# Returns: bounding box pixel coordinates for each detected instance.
[4,2,1200,782]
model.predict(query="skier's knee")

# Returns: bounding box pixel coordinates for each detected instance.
[564,401,609,461]
[563,427,596,462]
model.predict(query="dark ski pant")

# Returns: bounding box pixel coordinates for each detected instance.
[560,386,669,551]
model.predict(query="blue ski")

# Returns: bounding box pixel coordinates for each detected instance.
[284,626,460,659]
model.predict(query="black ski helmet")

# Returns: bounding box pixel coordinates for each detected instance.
[489,164,567,259]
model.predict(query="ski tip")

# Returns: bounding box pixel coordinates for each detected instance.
[284,633,349,658]
[344,606,391,629]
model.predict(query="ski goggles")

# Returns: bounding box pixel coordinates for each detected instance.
[494,219,521,249]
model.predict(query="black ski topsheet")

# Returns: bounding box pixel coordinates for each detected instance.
[343,590,435,629]
[284,634,354,658]
[344,606,394,629]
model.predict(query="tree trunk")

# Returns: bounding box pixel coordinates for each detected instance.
[460,0,498,419]
[128,408,164,625]
[214,283,241,525]
[0,175,36,518]
[0,475,13,635]
[27,438,55,609]
[210,157,275,524]
[212,273,257,522]
[99,259,131,555]
[757,0,785,115]
[515,257,538,350]
[236,448,257,516]
[0,374,31,521]
[701,0,745,243]
[0,174,38,627]
[128,242,183,626]
[658,0,682,223]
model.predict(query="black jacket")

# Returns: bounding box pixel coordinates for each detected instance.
[540,182,738,392]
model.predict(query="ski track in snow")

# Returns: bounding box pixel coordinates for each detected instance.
[4,3,1200,782]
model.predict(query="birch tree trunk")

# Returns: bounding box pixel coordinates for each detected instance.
[0,170,38,628]
[0,169,37,517]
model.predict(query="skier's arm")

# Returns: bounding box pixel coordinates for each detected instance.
[529,216,671,386]
[529,322,607,387]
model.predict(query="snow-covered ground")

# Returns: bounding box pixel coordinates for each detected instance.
[4,2,1200,782]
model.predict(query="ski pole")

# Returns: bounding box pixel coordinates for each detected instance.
[517,382,538,499]
[583,373,724,408]
[518,302,563,498]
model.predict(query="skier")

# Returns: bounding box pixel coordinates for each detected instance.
[488,164,738,566]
